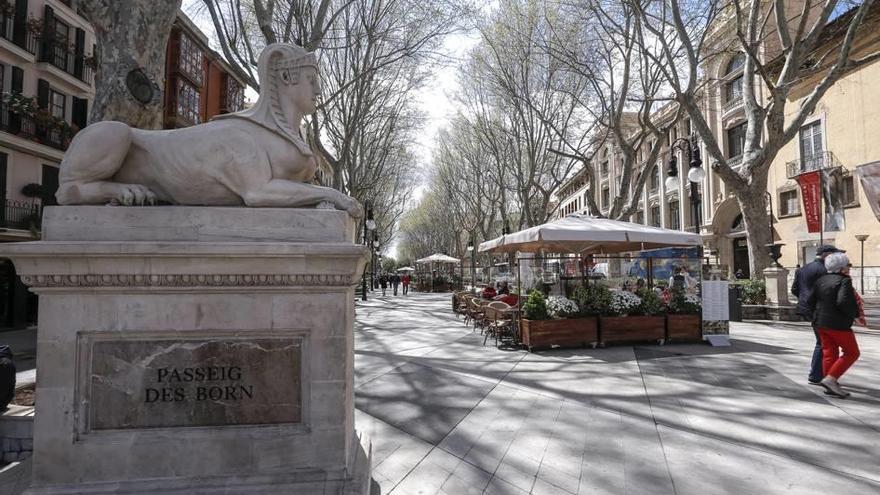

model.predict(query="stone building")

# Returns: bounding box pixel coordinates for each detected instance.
[0,0,95,327]
[555,4,880,292]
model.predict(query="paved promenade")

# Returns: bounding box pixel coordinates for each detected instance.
[354,292,880,495]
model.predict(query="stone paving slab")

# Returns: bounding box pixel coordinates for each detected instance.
[354,292,880,494]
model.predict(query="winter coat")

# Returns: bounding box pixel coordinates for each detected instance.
[807,273,859,331]
[0,345,15,410]
[792,259,826,318]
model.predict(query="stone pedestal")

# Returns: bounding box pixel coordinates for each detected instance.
[0,206,371,494]
[763,266,791,307]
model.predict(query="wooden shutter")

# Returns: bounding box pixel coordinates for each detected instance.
[11,0,27,48]
[72,97,87,129]
[41,5,55,63]
[37,79,49,109]
[11,66,23,93]
[73,28,85,79]
[41,165,59,206]
[0,152,7,205]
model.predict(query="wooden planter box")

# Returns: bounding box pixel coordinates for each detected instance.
[666,314,702,342]
[520,317,598,351]
[599,316,666,345]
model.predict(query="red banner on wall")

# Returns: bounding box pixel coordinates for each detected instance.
[796,171,822,233]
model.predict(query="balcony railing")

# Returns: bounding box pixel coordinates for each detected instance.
[0,102,73,151]
[42,40,95,86]
[0,14,40,54]
[786,151,840,179]
[722,96,743,116]
[0,200,41,231]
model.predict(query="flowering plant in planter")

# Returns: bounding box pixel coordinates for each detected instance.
[0,0,15,16]
[2,92,40,114]
[668,288,701,314]
[83,54,98,69]
[608,290,641,316]
[25,16,42,37]
[522,289,550,320]
[572,284,612,316]
[547,296,579,319]
[634,288,665,316]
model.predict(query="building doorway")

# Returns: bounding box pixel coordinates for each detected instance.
[732,237,750,278]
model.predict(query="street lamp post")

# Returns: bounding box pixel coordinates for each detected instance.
[371,231,379,290]
[467,238,476,293]
[856,234,869,294]
[666,134,705,235]
[362,202,376,301]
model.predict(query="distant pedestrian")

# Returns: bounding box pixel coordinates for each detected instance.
[793,245,845,385]
[402,274,411,295]
[808,252,861,397]
[735,269,745,279]
[392,273,401,296]
[379,274,388,296]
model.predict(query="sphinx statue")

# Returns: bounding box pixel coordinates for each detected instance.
[55,43,363,218]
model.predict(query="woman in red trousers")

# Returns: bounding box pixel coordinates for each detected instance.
[808,252,861,398]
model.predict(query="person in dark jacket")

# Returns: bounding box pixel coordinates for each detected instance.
[379,274,388,296]
[392,274,401,296]
[792,245,845,384]
[807,252,860,398]
[0,345,15,411]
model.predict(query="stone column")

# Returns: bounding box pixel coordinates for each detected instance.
[763,266,791,306]
[2,206,371,495]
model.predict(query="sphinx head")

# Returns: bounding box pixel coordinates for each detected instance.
[257,43,321,119]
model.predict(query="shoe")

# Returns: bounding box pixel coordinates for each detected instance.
[808,379,823,386]
[820,376,851,398]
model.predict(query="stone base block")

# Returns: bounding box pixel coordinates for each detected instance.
[0,206,371,494]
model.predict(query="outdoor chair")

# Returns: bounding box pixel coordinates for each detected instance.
[454,292,471,319]
[484,301,515,346]
[460,294,475,324]
[469,298,490,333]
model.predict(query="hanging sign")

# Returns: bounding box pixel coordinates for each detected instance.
[796,170,822,233]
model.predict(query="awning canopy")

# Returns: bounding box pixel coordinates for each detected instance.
[396,266,416,272]
[478,214,701,254]
[416,253,461,264]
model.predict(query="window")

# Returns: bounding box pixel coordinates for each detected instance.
[725,74,743,103]
[649,165,659,192]
[601,186,610,209]
[779,189,800,217]
[49,89,66,119]
[650,205,661,227]
[727,122,746,158]
[635,210,644,225]
[179,33,203,85]
[601,160,609,175]
[53,19,70,70]
[726,53,745,74]
[841,173,858,206]
[799,121,824,170]
[0,64,4,93]
[177,79,201,124]
[668,200,680,230]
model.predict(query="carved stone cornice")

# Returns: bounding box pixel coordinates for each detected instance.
[19,273,357,288]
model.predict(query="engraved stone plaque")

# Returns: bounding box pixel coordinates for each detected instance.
[86,336,302,430]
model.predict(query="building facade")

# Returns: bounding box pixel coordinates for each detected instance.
[0,7,249,328]
[555,5,880,291]
[0,0,95,327]
[163,13,246,129]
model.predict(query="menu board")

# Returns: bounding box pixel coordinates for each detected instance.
[702,281,730,321]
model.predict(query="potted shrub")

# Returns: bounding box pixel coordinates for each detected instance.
[599,290,665,345]
[666,288,702,342]
[520,290,590,351]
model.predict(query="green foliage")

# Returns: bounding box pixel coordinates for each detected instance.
[667,287,701,314]
[523,289,550,320]
[732,279,766,305]
[572,284,612,316]
[635,288,664,316]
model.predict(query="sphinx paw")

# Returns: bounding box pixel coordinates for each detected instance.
[107,184,158,206]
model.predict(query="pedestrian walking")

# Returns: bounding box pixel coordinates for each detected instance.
[392,273,400,296]
[379,274,388,296]
[402,274,410,295]
[808,252,861,398]
[792,245,845,385]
